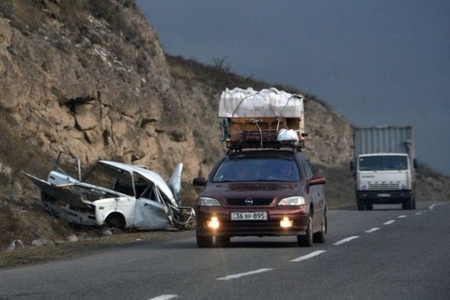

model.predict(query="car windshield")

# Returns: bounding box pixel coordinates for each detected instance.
[212,157,300,182]
[359,155,408,171]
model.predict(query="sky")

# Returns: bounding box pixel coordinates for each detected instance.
[136,0,450,176]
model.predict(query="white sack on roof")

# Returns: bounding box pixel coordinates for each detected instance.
[278,128,299,142]
[218,87,304,118]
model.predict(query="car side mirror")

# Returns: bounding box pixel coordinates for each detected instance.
[192,177,207,186]
[349,161,354,171]
[308,176,326,186]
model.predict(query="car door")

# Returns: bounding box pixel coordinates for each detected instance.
[299,155,326,225]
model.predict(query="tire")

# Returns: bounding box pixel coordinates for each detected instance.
[313,210,327,243]
[196,233,213,248]
[357,199,365,211]
[297,215,313,247]
[402,198,413,210]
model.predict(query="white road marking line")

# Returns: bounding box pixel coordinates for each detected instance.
[365,227,381,233]
[149,295,178,300]
[429,204,436,210]
[384,220,395,225]
[290,250,327,262]
[415,211,424,215]
[333,236,360,246]
[216,268,274,281]
[398,215,407,219]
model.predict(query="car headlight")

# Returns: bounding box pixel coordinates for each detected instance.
[278,196,306,206]
[197,197,221,206]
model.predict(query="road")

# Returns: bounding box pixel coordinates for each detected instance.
[1,201,449,300]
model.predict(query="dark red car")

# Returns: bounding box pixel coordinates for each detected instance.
[193,146,327,247]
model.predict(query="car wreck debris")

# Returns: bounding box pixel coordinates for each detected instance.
[23,153,195,231]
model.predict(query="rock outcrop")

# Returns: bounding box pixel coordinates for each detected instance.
[0,0,354,180]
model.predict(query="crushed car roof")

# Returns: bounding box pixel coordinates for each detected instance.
[95,160,180,207]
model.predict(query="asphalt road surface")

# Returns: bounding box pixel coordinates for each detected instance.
[1,201,449,300]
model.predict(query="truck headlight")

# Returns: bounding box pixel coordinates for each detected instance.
[360,184,369,190]
[279,196,306,206]
[197,197,221,206]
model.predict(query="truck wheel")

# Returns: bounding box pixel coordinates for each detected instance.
[313,211,327,243]
[402,198,413,210]
[357,199,365,211]
[297,215,313,247]
[196,233,213,248]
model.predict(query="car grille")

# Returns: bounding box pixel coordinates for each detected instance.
[368,182,400,190]
[219,219,303,234]
[226,198,273,206]
[222,220,280,228]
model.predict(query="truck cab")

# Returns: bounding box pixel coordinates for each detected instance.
[354,153,416,210]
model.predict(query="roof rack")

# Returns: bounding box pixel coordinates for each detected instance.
[218,87,308,152]
[226,140,303,152]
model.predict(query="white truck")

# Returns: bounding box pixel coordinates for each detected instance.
[350,126,417,210]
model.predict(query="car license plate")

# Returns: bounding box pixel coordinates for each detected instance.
[378,193,391,197]
[230,212,268,221]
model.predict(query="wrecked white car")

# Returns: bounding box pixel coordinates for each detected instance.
[23,153,195,230]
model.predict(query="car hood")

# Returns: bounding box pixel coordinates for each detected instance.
[201,181,302,198]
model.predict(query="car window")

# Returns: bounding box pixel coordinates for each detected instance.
[301,156,315,180]
[213,157,301,182]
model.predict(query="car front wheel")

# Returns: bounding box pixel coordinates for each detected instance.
[313,210,327,243]
[196,233,213,248]
[297,214,313,247]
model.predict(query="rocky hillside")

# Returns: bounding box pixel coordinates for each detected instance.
[0,0,449,250]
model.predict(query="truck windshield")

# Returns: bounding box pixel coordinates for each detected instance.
[359,155,408,171]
